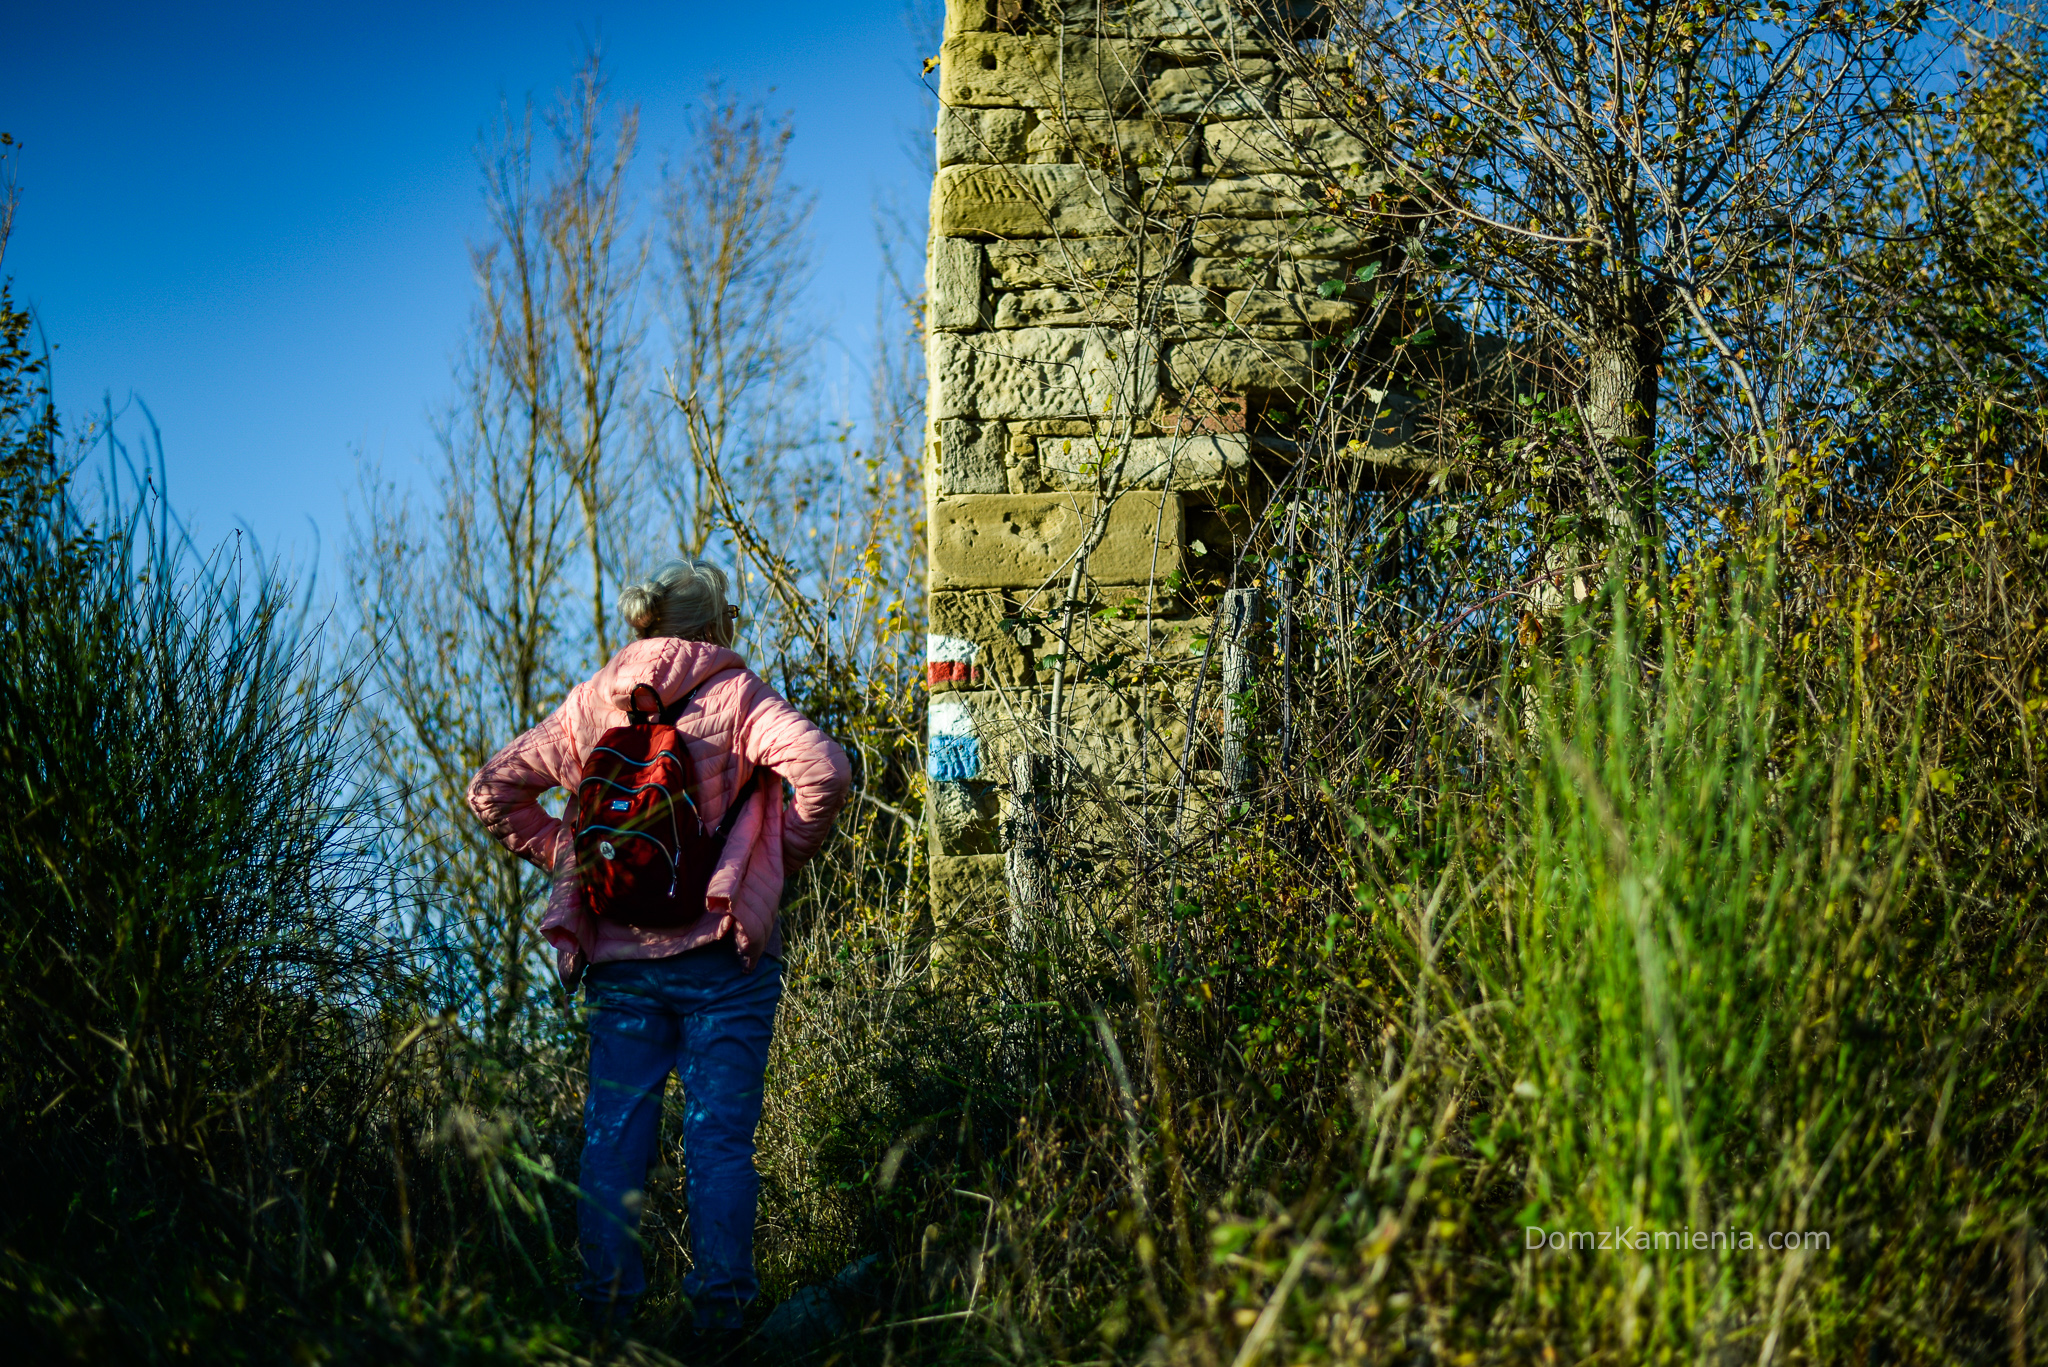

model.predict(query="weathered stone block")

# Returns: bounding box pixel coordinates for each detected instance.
[1275,258,1362,294]
[931,328,1161,421]
[1147,61,1279,119]
[931,491,1184,588]
[1191,256,1267,290]
[933,163,1133,238]
[1026,112,1199,170]
[985,235,1172,287]
[1224,288,1359,329]
[989,281,1202,329]
[993,287,1126,329]
[1192,218,1373,259]
[1205,118,1370,174]
[1039,432,1249,490]
[938,418,1009,494]
[1160,173,1308,218]
[1053,605,1210,662]
[1159,284,1221,325]
[939,33,1146,111]
[1167,337,1314,394]
[929,852,1007,933]
[930,237,989,331]
[937,106,1032,167]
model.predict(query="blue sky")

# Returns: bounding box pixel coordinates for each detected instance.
[5,0,936,590]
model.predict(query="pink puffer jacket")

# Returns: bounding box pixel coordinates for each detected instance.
[467,637,851,981]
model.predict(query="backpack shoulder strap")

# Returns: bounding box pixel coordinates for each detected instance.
[714,768,762,842]
[656,681,698,726]
[655,664,740,726]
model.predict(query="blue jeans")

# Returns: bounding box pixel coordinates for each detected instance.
[578,948,783,1328]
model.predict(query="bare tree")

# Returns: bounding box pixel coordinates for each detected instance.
[656,86,820,574]
[544,54,649,658]
[350,60,647,1037]
[1246,0,1968,557]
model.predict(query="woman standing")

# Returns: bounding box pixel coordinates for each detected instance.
[467,560,851,1338]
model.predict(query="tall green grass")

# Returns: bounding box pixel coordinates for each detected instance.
[1496,589,2039,1358]
[0,451,596,1359]
[1143,582,2048,1364]
[0,478,370,1345]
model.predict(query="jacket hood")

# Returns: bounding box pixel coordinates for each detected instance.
[592,637,747,713]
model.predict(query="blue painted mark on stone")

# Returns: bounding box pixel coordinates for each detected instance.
[929,735,979,781]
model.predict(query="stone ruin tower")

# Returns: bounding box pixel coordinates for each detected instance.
[923,0,1381,920]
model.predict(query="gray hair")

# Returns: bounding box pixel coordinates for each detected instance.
[618,559,732,643]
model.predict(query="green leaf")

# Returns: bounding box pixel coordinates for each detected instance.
[1317,279,1346,298]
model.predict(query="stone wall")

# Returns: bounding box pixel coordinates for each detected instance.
[923,0,1377,920]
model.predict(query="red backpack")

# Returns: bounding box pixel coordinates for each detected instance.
[571,678,759,929]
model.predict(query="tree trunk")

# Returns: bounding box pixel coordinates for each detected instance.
[1580,317,1662,548]
[1571,263,1667,595]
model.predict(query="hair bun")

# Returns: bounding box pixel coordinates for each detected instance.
[617,581,661,631]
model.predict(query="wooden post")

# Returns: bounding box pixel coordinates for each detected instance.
[1004,752,1055,940]
[1002,751,1054,1074]
[1220,587,1263,799]
[1278,498,1302,765]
